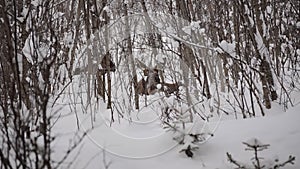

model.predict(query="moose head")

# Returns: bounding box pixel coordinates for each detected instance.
[135,59,162,95]
[145,68,161,94]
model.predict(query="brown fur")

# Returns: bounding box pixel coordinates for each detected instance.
[100,53,116,73]
[136,78,147,95]
[145,69,160,94]
[162,82,182,94]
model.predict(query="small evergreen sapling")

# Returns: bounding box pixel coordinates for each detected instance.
[161,105,214,158]
[179,145,199,158]
[226,138,296,169]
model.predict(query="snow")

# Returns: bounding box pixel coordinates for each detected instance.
[16,5,299,168]
[266,6,272,14]
[2,1,299,168]
[22,32,51,64]
[53,12,64,20]
[297,22,300,28]
[182,21,204,35]
[52,94,300,169]
[31,0,42,7]
[218,40,236,56]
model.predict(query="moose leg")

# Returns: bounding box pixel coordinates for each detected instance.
[96,71,105,99]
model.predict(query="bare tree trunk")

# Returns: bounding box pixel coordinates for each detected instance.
[103,0,112,109]
[124,3,139,109]
[83,0,93,108]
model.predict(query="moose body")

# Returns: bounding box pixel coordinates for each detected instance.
[74,53,116,75]
[99,53,116,74]
[161,82,181,95]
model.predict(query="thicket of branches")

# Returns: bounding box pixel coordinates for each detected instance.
[0,0,299,168]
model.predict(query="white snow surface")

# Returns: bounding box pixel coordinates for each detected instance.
[53,98,300,169]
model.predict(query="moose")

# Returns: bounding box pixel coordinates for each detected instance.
[96,52,116,101]
[135,59,182,96]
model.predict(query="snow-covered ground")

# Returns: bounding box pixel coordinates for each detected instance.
[53,96,300,169]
